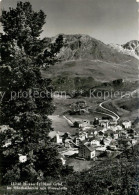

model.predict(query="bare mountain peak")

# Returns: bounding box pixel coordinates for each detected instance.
[109,40,139,59]
[53,34,136,62]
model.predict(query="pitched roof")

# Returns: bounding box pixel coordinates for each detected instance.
[84,142,98,152]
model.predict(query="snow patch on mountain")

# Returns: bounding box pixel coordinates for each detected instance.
[108,40,139,60]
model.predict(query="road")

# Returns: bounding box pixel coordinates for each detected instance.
[99,100,120,121]
[98,89,138,121]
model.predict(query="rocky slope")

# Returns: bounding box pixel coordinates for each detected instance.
[51,34,135,63]
[109,40,139,60]
[123,40,139,56]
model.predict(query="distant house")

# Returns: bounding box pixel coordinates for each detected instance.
[116,125,123,131]
[118,130,128,139]
[93,117,99,126]
[74,131,88,140]
[109,126,117,132]
[122,121,132,129]
[76,100,87,108]
[55,133,63,144]
[51,131,64,144]
[87,130,98,138]
[94,126,104,132]
[73,137,80,146]
[98,131,104,139]
[79,132,88,140]
[74,120,91,128]
[103,137,112,146]
[131,139,137,145]
[109,121,118,126]
[104,129,114,138]
[74,121,82,128]
[64,138,72,148]
[113,132,119,140]
[62,132,74,147]
[89,138,101,146]
[79,141,97,160]
[73,131,88,146]
[99,120,109,128]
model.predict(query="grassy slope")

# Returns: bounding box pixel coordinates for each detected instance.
[42,58,138,82]
[103,97,139,122]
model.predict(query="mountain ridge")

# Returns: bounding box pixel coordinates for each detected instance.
[42,34,139,91]
[49,34,139,62]
[108,40,139,60]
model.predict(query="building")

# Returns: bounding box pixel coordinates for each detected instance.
[89,138,101,146]
[52,131,64,144]
[79,132,88,140]
[104,129,114,138]
[103,137,112,146]
[99,120,109,128]
[122,121,132,129]
[131,139,137,145]
[82,128,98,138]
[73,137,80,146]
[118,130,128,139]
[109,121,118,126]
[113,132,119,140]
[74,120,91,128]
[76,100,87,108]
[79,141,97,160]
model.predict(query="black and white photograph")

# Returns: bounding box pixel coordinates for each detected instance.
[0,0,139,194]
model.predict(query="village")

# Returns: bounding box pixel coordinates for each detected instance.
[49,100,139,165]
[1,99,139,167]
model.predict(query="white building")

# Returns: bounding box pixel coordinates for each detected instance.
[122,121,132,129]
[79,141,97,159]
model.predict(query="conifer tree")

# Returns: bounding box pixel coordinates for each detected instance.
[0,1,64,184]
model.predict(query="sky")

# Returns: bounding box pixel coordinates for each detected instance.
[0,0,138,44]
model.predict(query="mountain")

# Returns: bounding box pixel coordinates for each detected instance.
[109,40,139,60]
[42,34,139,93]
[53,34,135,63]
[123,40,139,56]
